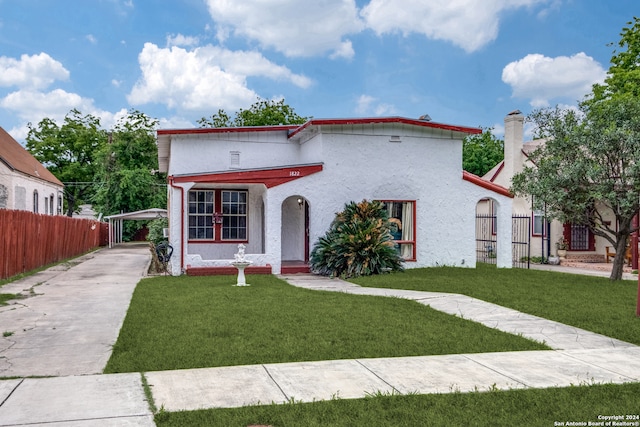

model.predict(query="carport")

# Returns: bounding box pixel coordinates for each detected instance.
[104,208,167,248]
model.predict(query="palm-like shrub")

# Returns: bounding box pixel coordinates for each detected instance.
[310,200,404,278]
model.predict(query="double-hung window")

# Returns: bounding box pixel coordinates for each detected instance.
[188,189,248,241]
[380,200,416,261]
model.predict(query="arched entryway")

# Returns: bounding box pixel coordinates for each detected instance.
[281,196,310,273]
[475,198,498,265]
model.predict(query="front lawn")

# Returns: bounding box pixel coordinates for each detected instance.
[350,263,640,345]
[104,274,547,373]
[155,382,640,427]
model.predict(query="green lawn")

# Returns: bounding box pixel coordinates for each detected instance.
[155,382,640,427]
[104,274,547,373]
[351,263,640,345]
[108,266,640,425]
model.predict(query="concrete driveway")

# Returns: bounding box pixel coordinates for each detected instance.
[0,243,150,377]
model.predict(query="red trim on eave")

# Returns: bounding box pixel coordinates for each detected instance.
[489,161,504,182]
[157,125,299,136]
[172,164,323,188]
[463,171,513,198]
[288,117,481,139]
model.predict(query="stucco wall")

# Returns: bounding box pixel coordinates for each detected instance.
[0,162,63,213]
[166,123,513,274]
[168,131,301,176]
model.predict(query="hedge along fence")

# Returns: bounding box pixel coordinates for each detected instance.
[0,209,108,280]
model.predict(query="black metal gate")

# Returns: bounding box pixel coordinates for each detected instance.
[512,215,531,269]
[476,214,497,265]
[475,214,531,268]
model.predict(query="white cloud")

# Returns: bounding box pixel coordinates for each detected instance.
[502,52,607,107]
[167,33,200,47]
[127,43,312,113]
[0,88,103,127]
[86,34,98,44]
[0,53,69,89]
[361,0,550,53]
[205,0,363,58]
[355,94,397,116]
[0,88,129,135]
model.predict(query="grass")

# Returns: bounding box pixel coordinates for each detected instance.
[154,382,640,427]
[350,263,640,345]
[104,274,548,373]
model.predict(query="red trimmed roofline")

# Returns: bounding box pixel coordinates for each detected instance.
[463,170,513,198]
[157,125,299,136]
[289,117,481,139]
[489,161,504,182]
[172,164,323,188]
[157,117,482,138]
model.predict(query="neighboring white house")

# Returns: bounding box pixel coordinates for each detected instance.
[481,111,614,261]
[157,116,514,276]
[0,127,64,214]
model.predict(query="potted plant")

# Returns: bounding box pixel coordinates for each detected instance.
[556,237,569,258]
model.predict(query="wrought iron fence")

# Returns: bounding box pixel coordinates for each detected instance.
[475,214,531,269]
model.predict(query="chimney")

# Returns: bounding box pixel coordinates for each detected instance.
[503,110,524,183]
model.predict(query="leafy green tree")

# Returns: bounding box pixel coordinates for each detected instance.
[591,17,640,102]
[462,128,504,176]
[310,200,404,278]
[198,98,308,127]
[26,109,107,216]
[93,110,166,239]
[512,98,640,280]
[512,17,640,281]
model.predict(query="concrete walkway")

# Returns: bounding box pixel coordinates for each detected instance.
[1,251,639,426]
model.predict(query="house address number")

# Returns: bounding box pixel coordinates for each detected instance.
[289,170,301,176]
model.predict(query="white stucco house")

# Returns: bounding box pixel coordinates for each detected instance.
[157,116,514,276]
[0,127,64,214]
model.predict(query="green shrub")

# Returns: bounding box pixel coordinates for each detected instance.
[310,200,404,278]
[147,217,168,245]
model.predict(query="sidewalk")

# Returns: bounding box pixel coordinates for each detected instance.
[1,252,639,426]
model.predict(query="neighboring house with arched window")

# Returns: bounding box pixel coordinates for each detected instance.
[158,116,513,276]
[0,127,64,214]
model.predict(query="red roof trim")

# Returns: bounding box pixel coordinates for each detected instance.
[157,125,299,136]
[172,164,323,188]
[288,117,481,139]
[463,171,513,198]
[158,117,481,139]
[489,161,504,182]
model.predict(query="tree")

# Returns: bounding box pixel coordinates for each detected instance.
[591,17,640,102]
[512,99,640,280]
[512,17,640,281]
[462,128,504,177]
[197,98,308,127]
[26,109,107,216]
[310,200,404,278]
[92,110,166,238]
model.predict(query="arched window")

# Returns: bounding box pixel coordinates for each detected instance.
[49,194,54,215]
[33,190,39,213]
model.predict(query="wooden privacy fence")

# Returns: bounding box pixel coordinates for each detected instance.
[0,209,108,280]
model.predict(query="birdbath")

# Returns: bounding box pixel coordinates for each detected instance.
[231,243,252,286]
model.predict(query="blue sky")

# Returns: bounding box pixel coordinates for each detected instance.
[0,0,636,141]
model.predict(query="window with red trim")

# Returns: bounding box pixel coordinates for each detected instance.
[188,189,248,241]
[380,200,416,261]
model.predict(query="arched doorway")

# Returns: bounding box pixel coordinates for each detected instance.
[281,196,310,273]
[475,198,498,265]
